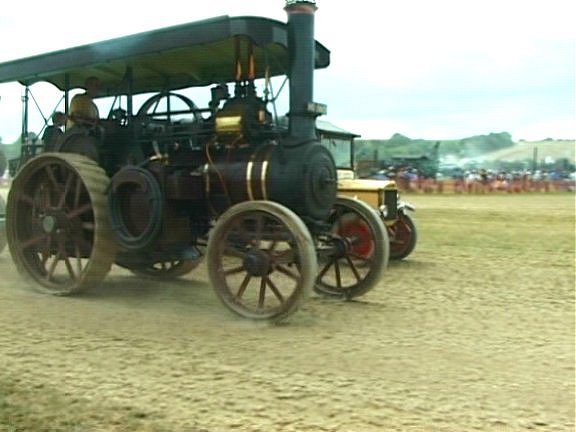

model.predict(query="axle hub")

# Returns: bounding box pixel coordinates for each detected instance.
[41,210,69,234]
[243,249,271,277]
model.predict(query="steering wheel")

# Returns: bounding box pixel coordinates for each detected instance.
[136,91,203,124]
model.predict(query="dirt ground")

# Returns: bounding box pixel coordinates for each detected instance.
[0,187,574,432]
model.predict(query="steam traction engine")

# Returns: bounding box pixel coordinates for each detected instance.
[0,1,389,322]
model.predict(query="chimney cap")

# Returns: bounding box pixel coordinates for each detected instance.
[285,0,317,7]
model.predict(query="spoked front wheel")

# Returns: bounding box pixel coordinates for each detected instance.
[315,196,389,299]
[6,153,116,295]
[388,212,417,260]
[207,201,317,322]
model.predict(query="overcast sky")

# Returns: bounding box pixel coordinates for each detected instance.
[0,0,574,142]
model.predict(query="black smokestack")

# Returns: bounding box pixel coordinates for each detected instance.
[285,0,317,144]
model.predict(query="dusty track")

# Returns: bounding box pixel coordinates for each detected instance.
[0,188,574,431]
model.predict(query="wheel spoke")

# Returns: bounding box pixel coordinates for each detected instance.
[57,170,75,210]
[45,251,60,281]
[224,265,246,276]
[63,255,78,281]
[223,245,246,259]
[253,214,264,246]
[258,277,266,307]
[40,236,53,266]
[74,244,83,275]
[44,165,60,190]
[275,264,300,281]
[55,235,69,259]
[333,260,342,290]
[235,273,251,299]
[19,233,50,251]
[266,239,278,252]
[39,183,52,210]
[265,277,285,303]
[344,255,362,283]
[66,203,92,220]
[74,175,83,208]
[272,250,296,265]
[317,258,335,281]
[399,219,413,235]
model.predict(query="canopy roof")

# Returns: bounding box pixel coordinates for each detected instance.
[0,15,330,96]
[317,120,360,138]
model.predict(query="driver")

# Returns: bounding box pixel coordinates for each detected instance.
[67,76,100,129]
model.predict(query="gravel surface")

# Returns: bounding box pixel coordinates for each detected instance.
[0,188,574,431]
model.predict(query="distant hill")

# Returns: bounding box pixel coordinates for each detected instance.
[355,133,575,175]
[356,132,517,161]
[478,140,575,163]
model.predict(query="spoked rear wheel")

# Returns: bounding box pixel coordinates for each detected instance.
[315,196,389,299]
[207,201,317,322]
[6,153,116,295]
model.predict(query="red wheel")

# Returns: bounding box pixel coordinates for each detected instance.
[337,213,374,258]
[388,212,417,261]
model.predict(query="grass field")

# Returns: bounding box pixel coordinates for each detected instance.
[0,192,574,431]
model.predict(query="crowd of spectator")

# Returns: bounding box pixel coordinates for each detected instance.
[377,167,576,194]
